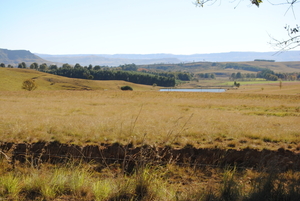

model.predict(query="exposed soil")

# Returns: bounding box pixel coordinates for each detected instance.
[1,142,299,172]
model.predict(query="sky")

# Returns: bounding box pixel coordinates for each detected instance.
[0,0,299,55]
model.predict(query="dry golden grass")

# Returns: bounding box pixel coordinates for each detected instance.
[0,90,299,151]
[227,81,300,95]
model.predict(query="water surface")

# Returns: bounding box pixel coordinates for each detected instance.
[160,88,226,92]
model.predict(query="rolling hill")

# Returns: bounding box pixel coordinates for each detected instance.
[0,68,154,91]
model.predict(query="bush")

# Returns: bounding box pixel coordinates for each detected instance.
[22,79,37,91]
[121,86,133,91]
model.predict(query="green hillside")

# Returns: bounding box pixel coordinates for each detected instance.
[0,68,154,91]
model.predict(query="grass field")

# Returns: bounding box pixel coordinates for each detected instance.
[1,67,300,149]
[1,67,300,200]
[1,89,300,151]
[0,68,154,91]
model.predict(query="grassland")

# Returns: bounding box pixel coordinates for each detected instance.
[1,67,300,200]
[0,68,154,91]
[0,89,300,151]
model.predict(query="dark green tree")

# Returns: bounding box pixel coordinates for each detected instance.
[257,69,275,79]
[39,63,48,71]
[18,62,26,68]
[0,63,5,67]
[230,73,236,80]
[74,63,82,69]
[30,62,39,69]
[49,65,58,70]
[234,81,240,88]
[62,63,72,69]
[120,63,138,71]
[22,62,27,68]
[94,65,101,70]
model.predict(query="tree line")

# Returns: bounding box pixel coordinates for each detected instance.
[231,69,300,81]
[225,63,266,72]
[11,62,175,87]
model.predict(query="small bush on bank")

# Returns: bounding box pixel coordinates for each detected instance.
[121,86,133,91]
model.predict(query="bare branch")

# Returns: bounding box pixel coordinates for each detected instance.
[195,0,300,51]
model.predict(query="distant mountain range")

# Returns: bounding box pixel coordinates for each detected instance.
[1,48,299,67]
[35,51,300,66]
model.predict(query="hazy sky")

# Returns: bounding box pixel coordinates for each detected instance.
[1,0,299,55]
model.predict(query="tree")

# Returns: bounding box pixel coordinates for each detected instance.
[22,79,37,91]
[30,62,38,69]
[74,63,82,69]
[62,63,72,69]
[195,0,263,8]
[271,24,300,51]
[234,81,240,88]
[94,65,101,70]
[194,0,299,51]
[49,64,58,70]
[39,63,48,71]
[236,72,242,79]
[120,63,138,71]
[18,62,26,68]
[0,63,5,67]
[230,73,236,80]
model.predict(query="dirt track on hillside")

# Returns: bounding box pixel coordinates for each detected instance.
[1,142,299,172]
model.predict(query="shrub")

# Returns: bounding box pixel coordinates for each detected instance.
[22,79,37,91]
[121,86,133,91]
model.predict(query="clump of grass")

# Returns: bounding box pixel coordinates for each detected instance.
[245,172,300,201]
[92,179,112,201]
[67,166,92,197]
[220,166,240,201]
[0,173,21,199]
[262,136,273,143]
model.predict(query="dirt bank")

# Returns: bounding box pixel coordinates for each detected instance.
[1,142,299,172]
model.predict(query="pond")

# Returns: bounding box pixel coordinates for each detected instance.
[159,88,226,92]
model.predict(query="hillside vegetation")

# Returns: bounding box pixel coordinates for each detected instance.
[0,68,154,91]
[141,61,300,74]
